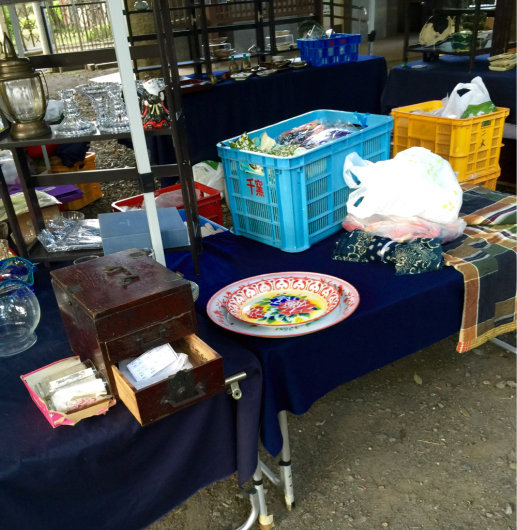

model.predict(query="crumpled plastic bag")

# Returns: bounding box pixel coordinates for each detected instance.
[342,213,466,244]
[153,188,202,209]
[193,161,227,199]
[0,191,61,222]
[38,219,102,252]
[412,77,497,119]
[343,147,463,225]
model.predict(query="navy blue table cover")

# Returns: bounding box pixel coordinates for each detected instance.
[165,231,465,456]
[381,54,517,124]
[0,267,262,530]
[147,56,388,181]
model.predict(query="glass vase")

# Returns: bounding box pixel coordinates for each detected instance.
[105,84,130,133]
[55,89,96,137]
[75,83,115,132]
[0,282,40,356]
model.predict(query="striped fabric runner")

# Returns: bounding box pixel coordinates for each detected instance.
[443,184,517,352]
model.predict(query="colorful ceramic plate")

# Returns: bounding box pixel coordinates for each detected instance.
[226,276,340,326]
[207,272,360,338]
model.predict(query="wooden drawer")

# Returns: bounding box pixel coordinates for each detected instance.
[105,311,196,364]
[111,334,225,426]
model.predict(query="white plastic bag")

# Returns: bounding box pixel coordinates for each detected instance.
[343,147,462,225]
[438,76,496,119]
[342,213,466,243]
[193,161,227,199]
[44,100,64,124]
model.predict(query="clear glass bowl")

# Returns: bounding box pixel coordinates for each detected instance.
[0,282,41,356]
[62,211,85,221]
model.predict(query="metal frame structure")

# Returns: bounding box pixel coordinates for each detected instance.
[0,0,202,272]
[402,0,516,72]
[122,0,324,79]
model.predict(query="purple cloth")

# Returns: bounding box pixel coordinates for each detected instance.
[8,184,83,204]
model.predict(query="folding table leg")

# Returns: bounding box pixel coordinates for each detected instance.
[253,462,274,529]
[490,337,517,355]
[236,487,260,530]
[259,410,296,511]
[278,410,295,511]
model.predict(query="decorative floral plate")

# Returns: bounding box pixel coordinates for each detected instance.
[226,276,340,326]
[207,272,360,338]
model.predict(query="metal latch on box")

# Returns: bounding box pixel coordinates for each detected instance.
[225,372,247,400]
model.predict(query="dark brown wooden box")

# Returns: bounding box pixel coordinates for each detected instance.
[51,248,225,425]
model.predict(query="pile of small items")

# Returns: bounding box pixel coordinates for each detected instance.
[229,118,363,158]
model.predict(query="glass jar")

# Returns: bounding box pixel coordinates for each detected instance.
[0,281,40,356]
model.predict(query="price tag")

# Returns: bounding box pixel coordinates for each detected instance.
[127,344,179,382]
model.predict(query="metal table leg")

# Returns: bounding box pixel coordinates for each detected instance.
[278,410,295,510]
[253,463,274,530]
[259,410,296,511]
[490,337,517,355]
[236,487,260,530]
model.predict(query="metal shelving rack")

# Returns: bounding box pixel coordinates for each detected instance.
[402,0,516,72]
[123,0,323,79]
[0,0,203,272]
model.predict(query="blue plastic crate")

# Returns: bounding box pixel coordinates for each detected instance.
[297,34,361,67]
[217,110,393,253]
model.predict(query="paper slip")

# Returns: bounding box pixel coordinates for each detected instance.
[127,344,179,382]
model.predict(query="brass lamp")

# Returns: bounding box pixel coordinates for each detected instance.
[0,34,51,140]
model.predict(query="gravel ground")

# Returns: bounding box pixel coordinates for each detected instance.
[149,334,516,530]
[43,69,516,530]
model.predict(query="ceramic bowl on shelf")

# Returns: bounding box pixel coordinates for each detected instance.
[276,43,291,51]
[291,60,308,69]
[249,66,267,75]
[209,37,228,45]
[213,48,236,59]
[256,69,277,77]
[231,73,252,81]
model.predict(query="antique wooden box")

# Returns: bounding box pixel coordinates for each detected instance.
[51,249,225,425]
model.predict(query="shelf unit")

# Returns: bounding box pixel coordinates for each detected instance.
[123,0,323,79]
[402,0,516,71]
[0,0,203,272]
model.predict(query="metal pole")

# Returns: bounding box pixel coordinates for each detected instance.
[32,2,51,54]
[7,4,25,57]
[278,410,295,511]
[106,0,166,266]
[252,463,274,530]
[70,0,84,51]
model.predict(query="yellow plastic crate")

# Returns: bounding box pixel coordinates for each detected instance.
[48,153,103,210]
[464,167,501,190]
[64,182,103,211]
[391,102,509,182]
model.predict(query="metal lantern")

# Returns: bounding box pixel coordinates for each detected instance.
[0,34,50,140]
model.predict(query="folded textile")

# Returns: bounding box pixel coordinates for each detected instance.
[443,184,517,353]
[458,183,517,226]
[332,229,444,275]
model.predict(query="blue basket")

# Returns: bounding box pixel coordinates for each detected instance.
[218,110,393,253]
[297,34,361,67]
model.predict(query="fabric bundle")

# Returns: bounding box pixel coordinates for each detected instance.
[442,184,516,352]
[332,229,444,275]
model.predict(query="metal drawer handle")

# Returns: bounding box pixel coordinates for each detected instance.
[135,326,167,352]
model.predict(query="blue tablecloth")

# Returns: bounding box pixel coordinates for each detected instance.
[165,231,465,456]
[0,266,262,530]
[381,54,517,124]
[149,56,388,183]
